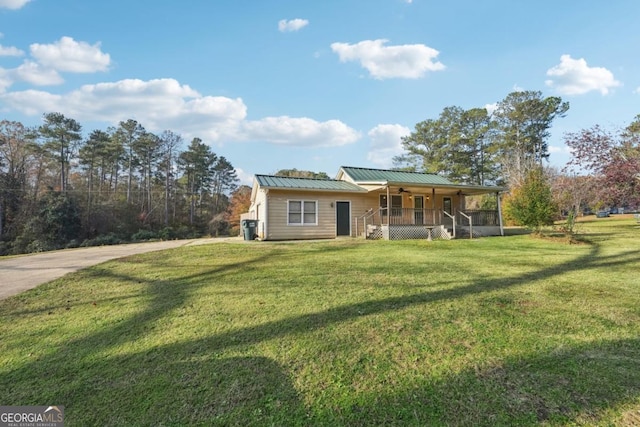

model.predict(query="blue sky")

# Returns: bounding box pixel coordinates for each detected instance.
[1,0,638,185]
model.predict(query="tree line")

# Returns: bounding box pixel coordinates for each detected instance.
[0,113,247,255]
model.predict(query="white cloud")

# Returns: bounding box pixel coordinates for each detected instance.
[235,168,254,186]
[331,39,445,79]
[0,89,61,115]
[634,87,640,95]
[0,77,360,148]
[0,61,64,93]
[0,44,24,56]
[0,78,247,138]
[366,123,411,167]
[0,69,12,93]
[0,0,31,9]
[242,116,360,147]
[545,54,621,95]
[278,18,309,32]
[30,36,111,73]
[0,36,111,92]
[13,60,63,85]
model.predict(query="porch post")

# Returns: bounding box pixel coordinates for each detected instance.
[497,191,504,236]
[386,185,390,226]
[431,188,436,224]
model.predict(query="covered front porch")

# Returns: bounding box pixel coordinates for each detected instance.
[354,184,504,240]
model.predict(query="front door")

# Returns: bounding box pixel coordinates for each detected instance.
[391,195,402,221]
[414,196,424,224]
[443,196,453,227]
[336,201,351,236]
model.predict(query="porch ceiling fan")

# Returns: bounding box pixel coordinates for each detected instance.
[398,187,412,194]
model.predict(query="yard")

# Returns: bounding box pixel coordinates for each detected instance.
[0,216,639,426]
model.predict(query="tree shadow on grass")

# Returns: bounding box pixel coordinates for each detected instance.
[74,354,307,426]
[0,247,314,425]
[325,337,640,426]
[1,242,640,425]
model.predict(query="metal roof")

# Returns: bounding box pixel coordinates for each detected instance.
[339,166,455,186]
[255,175,366,192]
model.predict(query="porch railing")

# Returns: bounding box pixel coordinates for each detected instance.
[379,207,441,225]
[358,208,499,230]
[457,210,500,226]
[356,208,500,229]
[355,208,500,238]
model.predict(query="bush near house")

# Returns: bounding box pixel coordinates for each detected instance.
[504,167,557,233]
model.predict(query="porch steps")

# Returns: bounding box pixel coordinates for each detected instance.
[432,226,453,240]
[366,225,383,240]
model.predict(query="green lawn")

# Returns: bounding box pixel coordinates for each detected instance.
[1,217,639,426]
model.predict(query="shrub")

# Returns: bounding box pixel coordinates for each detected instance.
[80,233,124,247]
[504,167,557,233]
[131,229,159,242]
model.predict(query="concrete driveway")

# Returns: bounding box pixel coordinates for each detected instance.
[0,237,241,300]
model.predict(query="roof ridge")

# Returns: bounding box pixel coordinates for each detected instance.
[255,174,366,192]
[255,174,335,181]
[340,166,441,177]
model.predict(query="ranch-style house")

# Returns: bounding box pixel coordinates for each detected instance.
[243,166,506,241]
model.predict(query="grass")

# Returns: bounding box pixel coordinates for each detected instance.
[1,216,639,426]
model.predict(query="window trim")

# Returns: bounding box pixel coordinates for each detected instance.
[287,199,318,226]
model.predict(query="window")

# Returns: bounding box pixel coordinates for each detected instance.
[288,200,317,225]
[380,194,402,216]
[443,197,452,215]
[391,195,402,216]
[379,194,387,215]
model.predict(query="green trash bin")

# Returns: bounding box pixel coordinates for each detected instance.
[242,219,258,240]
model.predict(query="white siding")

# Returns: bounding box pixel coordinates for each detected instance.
[265,190,337,240]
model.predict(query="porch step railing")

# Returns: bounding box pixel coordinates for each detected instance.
[356,209,380,238]
[442,210,456,238]
[458,211,472,239]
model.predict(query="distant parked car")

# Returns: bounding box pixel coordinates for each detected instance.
[596,211,609,218]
